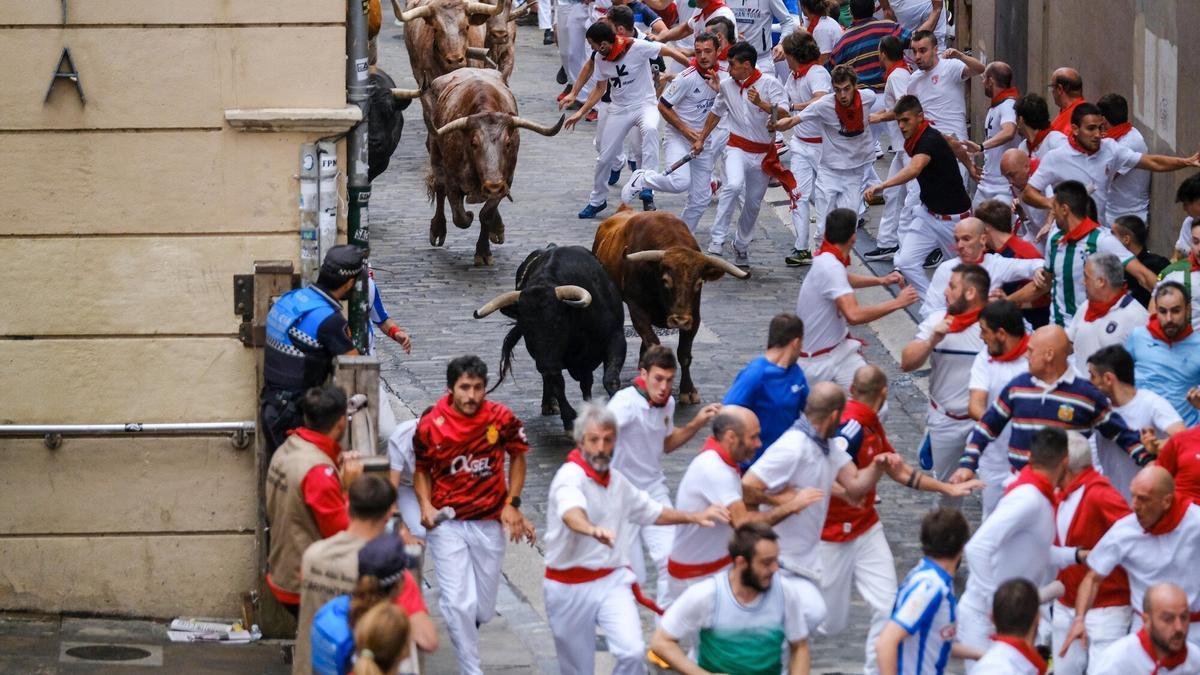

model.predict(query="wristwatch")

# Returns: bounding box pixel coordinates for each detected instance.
[508,495,522,509]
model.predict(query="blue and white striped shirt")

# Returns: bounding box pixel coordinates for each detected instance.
[890,558,956,675]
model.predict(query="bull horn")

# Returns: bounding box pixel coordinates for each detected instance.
[554,285,592,307]
[473,290,521,318]
[511,113,565,137]
[391,88,422,100]
[466,46,499,68]
[397,3,433,22]
[467,1,505,15]
[705,254,750,279]
[510,1,536,18]
[433,116,472,136]
[625,250,666,263]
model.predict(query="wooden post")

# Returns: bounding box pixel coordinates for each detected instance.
[333,355,382,458]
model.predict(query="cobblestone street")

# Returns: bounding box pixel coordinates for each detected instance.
[369,15,977,673]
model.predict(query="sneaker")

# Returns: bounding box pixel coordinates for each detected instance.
[556,66,568,85]
[863,245,899,261]
[584,109,598,122]
[608,166,622,186]
[706,240,724,256]
[923,248,944,268]
[733,247,750,268]
[857,217,868,229]
[785,249,813,266]
[640,189,656,211]
[628,159,638,172]
[543,29,555,45]
[620,169,647,204]
[774,139,788,157]
[578,201,607,219]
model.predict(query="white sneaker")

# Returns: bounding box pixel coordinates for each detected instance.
[620,169,647,205]
[733,247,750,267]
[707,240,724,256]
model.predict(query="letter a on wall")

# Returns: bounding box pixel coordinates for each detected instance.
[45,47,85,105]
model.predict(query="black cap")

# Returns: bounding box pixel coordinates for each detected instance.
[321,245,365,280]
[358,535,414,587]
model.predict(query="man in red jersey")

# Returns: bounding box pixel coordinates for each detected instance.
[413,355,535,675]
[1155,427,1200,504]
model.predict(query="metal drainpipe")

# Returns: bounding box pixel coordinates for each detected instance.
[346,0,372,352]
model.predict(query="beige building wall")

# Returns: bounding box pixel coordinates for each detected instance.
[0,2,352,617]
[966,0,1197,253]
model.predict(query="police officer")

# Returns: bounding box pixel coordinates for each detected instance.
[260,245,363,452]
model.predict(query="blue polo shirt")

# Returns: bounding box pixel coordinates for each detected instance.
[1128,326,1200,428]
[723,356,808,468]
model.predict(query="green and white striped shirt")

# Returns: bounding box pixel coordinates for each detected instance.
[1045,225,1135,326]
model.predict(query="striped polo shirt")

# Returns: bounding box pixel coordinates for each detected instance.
[829,18,911,91]
[1044,223,1136,327]
[960,370,1148,472]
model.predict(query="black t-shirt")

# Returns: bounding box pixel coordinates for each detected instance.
[911,125,972,216]
[1128,249,1171,307]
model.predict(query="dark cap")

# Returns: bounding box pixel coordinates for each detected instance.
[321,245,365,280]
[358,535,415,587]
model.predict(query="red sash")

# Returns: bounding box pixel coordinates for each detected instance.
[728,134,800,206]
[667,556,733,579]
[545,566,665,614]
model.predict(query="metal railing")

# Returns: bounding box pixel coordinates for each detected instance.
[0,421,255,450]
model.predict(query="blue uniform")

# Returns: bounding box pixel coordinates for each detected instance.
[1128,325,1200,428]
[889,558,956,675]
[723,356,809,468]
[310,595,354,675]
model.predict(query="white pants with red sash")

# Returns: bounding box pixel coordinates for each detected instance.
[427,519,505,675]
[663,554,732,608]
[796,337,867,390]
[544,567,649,675]
[817,522,897,675]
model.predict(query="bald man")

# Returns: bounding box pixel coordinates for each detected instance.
[743,382,902,631]
[921,217,1043,319]
[664,406,815,605]
[1048,67,1086,135]
[999,148,1049,247]
[1065,467,1200,652]
[953,325,1149,483]
[960,62,1022,208]
[1093,583,1200,674]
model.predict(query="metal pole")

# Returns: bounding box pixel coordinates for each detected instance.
[299,144,320,285]
[346,0,372,352]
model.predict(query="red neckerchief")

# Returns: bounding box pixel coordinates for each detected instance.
[792,60,818,80]
[1190,253,1200,273]
[1067,131,1098,156]
[566,448,610,487]
[701,436,739,471]
[1004,465,1056,502]
[990,87,1019,106]
[717,44,730,61]
[1052,98,1085,134]
[817,240,849,267]
[991,636,1048,675]
[288,427,342,462]
[904,119,931,156]
[1138,626,1189,672]
[883,60,909,83]
[737,68,762,94]
[1105,121,1133,140]
[1147,315,1196,346]
[1146,494,1191,535]
[1061,217,1101,243]
[604,35,630,62]
[698,0,726,20]
[633,376,668,408]
[1027,127,1051,153]
[946,306,983,333]
[687,58,713,77]
[1084,289,1127,322]
[1057,466,1104,505]
[805,12,820,35]
[991,333,1030,363]
[835,89,865,135]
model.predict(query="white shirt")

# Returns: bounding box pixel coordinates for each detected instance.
[661,65,724,132]
[1104,127,1152,223]
[784,65,831,141]
[608,385,676,491]
[914,310,984,415]
[889,0,948,44]
[882,66,911,154]
[1044,226,1136,326]
[712,70,787,144]
[980,98,1021,192]
[589,39,666,111]
[1088,504,1200,615]
[969,350,1029,478]
[805,14,842,54]
[922,253,1044,319]
[798,89,878,170]
[1027,138,1144,227]
[964,482,1055,604]
[795,252,853,354]
[1065,293,1148,378]
[906,57,969,140]
[1095,389,1181,501]
[685,3,736,41]
[726,0,798,54]
[1093,633,1200,675]
[1027,129,1068,161]
[1176,217,1194,256]
[386,419,420,486]
[747,427,851,576]
[670,448,743,566]
[971,640,1046,675]
[545,462,664,569]
[660,572,809,647]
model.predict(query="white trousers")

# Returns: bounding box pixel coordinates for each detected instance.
[427,519,506,675]
[545,568,648,675]
[556,1,590,95]
[1051,602,1131,675]
[876,152,910,249]
[591,104,661,207]
[923,405,974,507]
[817,523,897,675]
[956,590,992,668]
[397,483,426,539]
[538,0,554,30]
[629,482,674,603]
[797,338,867,390]
[780,571,828,632]
[643,130,720,231]
[814,165,870,243]
[788,140,823,250]
[972,182,1010,209]
[894,205,959,300]
[710,146,772,252]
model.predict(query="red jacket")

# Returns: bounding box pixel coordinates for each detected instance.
[1055,467,1131,607]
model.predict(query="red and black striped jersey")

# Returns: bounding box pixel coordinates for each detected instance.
[414,396,528,521]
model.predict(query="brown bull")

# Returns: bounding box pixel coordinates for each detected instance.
[465,0,536,81]
[395,0,502,92]
[426,68,563,266]
[591,206,749,403]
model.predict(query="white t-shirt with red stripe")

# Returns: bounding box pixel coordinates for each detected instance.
[669,441,743,568]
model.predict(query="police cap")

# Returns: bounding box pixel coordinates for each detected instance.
[320,245,365,280]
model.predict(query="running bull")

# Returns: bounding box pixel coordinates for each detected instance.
[425,67,563,265]
[466,0,537,82]
[396,0,504,91]
[592,206,748,403]
[367,68,421,182]
[473,245,626,431]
